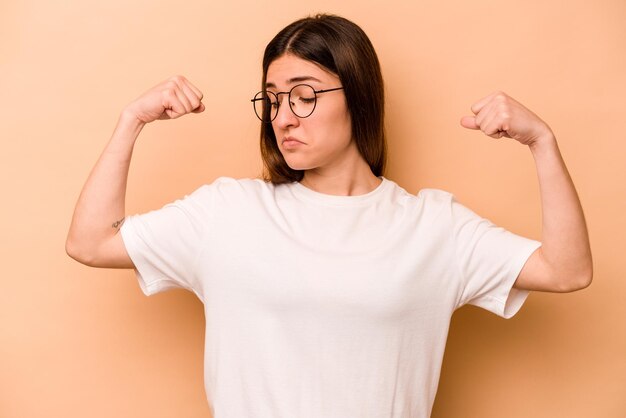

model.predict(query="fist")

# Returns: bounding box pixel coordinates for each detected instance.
[460,91,553,146]
[124,75,205,124]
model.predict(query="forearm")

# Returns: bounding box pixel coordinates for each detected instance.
[530,133,593,288]
[66,111,145,262]
[461,91,593,291]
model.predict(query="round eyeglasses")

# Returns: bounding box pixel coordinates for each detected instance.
[251,84,344,123]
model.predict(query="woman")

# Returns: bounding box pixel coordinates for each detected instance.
[66,14,592,418]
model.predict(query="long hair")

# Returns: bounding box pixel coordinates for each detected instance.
[259,14,387,184]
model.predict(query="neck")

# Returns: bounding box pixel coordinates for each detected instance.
[300,161,381,196]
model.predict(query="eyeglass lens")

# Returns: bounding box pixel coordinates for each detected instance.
[253,84,317,122]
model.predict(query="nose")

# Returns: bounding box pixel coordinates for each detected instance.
[273,95,299,130]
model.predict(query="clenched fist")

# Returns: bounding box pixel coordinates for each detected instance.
[460,91,554,147]
[123,75,205,124]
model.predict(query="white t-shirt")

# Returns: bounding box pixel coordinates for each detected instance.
[120,177,540,418]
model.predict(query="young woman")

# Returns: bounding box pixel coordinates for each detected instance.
[66,14,592,418]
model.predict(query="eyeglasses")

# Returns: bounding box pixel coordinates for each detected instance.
[251,84,344,123]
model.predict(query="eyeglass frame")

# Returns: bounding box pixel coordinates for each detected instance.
[251,84,344,123]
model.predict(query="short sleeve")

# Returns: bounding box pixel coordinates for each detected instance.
[451,196,541,318]
[120,185,212,298]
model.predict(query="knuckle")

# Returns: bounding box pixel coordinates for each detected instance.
[163,89,177,101]
[495,91,508,102]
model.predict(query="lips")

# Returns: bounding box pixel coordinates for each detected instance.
[281,136,306,149]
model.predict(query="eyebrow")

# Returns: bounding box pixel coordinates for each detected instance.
[266,76,322,89]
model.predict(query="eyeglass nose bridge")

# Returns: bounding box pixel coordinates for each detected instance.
[273,91,294,118]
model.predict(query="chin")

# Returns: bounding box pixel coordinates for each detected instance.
[282,154,317,171]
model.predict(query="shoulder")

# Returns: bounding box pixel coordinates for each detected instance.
[416,188,454,204]
[375,180,457,229]
[412,188,456,224]
[387,181,454,214]
[162,177,273,212]
[415,188,485,226]
[382,178,452,203]
[184,177,291,213]
[187,176,274,198]
[205,176,279,199]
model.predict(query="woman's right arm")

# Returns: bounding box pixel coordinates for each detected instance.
[65,75,204,268]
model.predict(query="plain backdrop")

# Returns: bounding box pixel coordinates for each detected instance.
[1,0,625,417]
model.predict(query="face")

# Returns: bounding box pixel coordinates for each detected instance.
[266,53,357,173]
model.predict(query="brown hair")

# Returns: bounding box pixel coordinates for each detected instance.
[259,14,387,184]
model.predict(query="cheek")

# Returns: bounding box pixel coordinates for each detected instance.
[334,98,352,136]
[318,102,352,139]
[331,109,353,143]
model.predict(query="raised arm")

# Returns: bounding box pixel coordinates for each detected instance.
[66,75,204,268]
[460,91,592,292]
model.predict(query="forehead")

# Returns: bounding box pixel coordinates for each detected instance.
[266,53,338,88]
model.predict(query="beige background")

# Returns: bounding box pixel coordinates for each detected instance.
[1,0,625,417]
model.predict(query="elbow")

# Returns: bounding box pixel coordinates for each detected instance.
[65,235,96,266]
[555,265,593,293]
[572,257,594,291]
[576,267,594,290]
[65,235,78,260]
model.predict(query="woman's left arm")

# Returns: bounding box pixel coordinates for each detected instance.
[461,91,592,292]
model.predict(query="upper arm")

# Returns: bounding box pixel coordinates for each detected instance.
[512,247,554,292]
[513,247,591,293]
[98,231,135,268]
[66,230,134,269]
